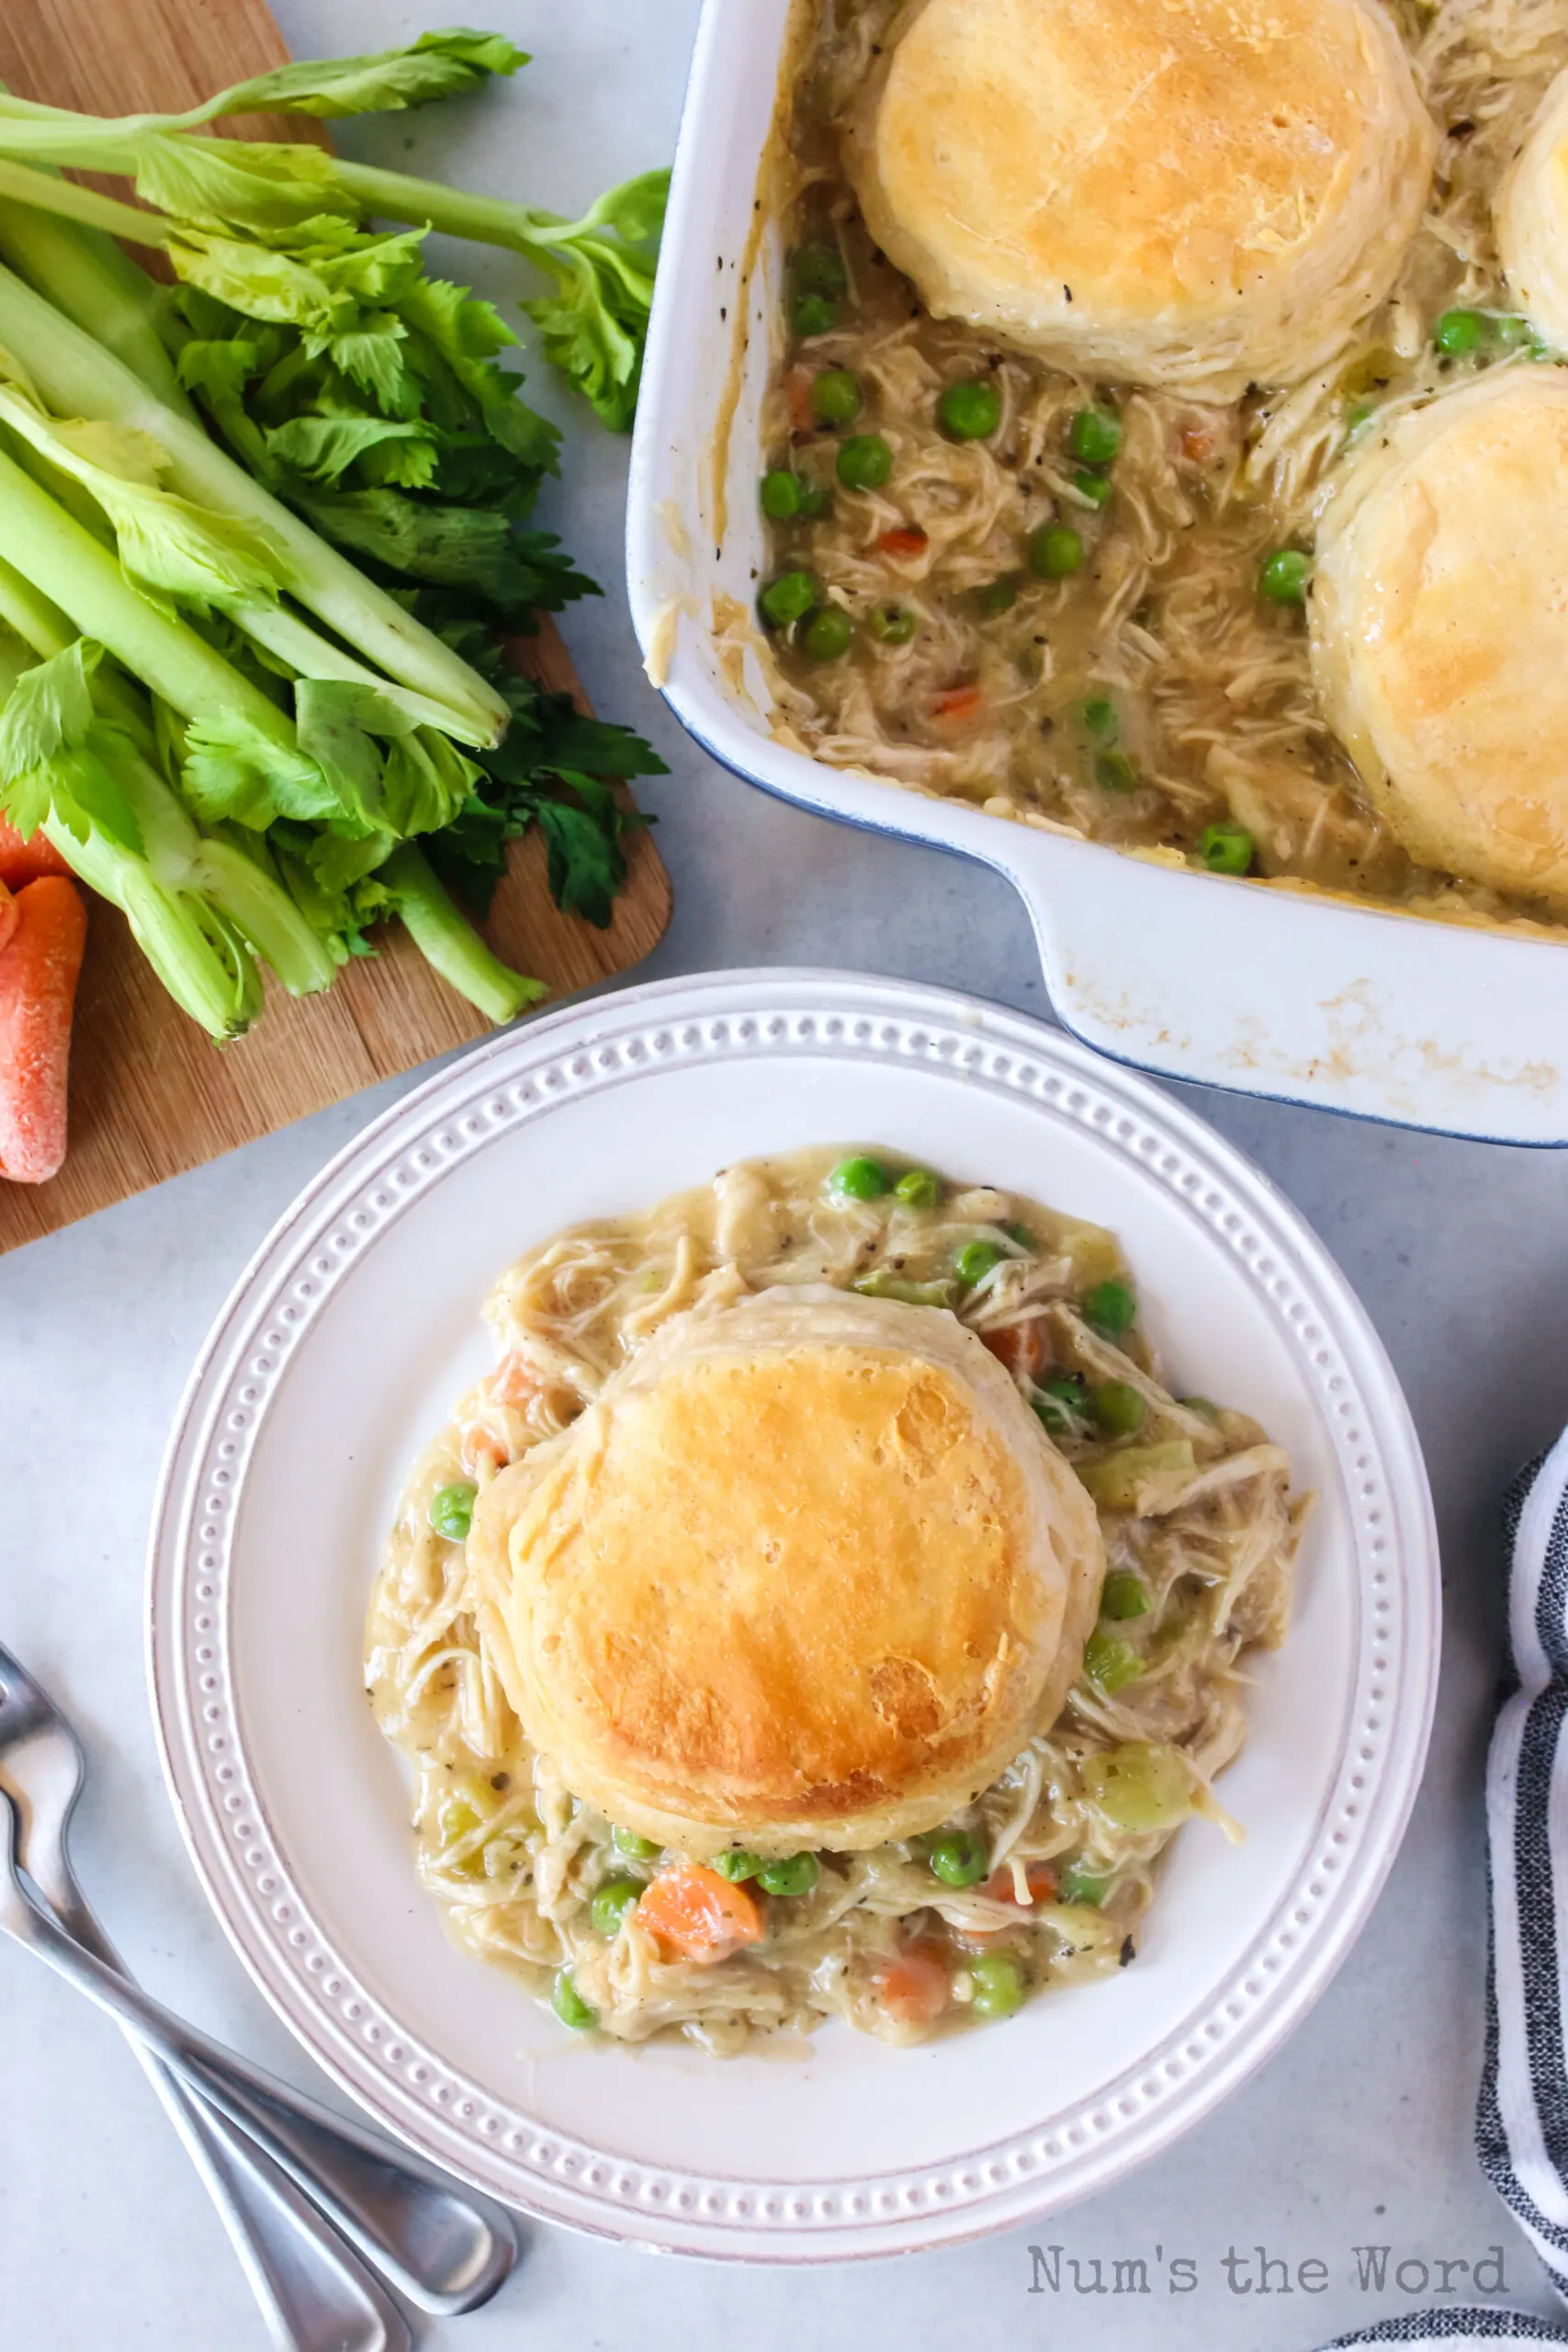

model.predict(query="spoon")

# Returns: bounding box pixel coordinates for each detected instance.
[0,1644,516,2322]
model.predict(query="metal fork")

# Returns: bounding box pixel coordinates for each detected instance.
[0,1644,516,2332]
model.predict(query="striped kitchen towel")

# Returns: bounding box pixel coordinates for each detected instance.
[1311,1436,1568,2349]
[1325,2318,1568,2345]
[1478,1433,1568,2298]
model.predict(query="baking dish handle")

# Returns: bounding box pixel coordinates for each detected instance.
[997,824,1568,1144]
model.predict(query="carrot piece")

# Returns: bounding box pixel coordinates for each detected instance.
[983,1321,1047,1382]
[877,1939,950,2025]
[930,684,984,723]
[0,813,71,889]
[877,526,928,559]
[982,1861,1058,1907]
[784,366,816,434]
[0,883,15,967]
[635,1863,765,1965]
[460,1422,509,1478]
[491,1352,543,1409]
[0,876,86,1185]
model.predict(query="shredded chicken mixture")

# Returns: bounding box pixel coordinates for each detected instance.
[751,0,1568,934]
[366,1148,1305,2054]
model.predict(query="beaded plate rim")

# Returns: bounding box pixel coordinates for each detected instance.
[147,968,1438,2261]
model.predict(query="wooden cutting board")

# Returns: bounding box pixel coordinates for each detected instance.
[0,0,671,1253]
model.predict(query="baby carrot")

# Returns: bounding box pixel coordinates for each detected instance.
[0,813,71,888]
[0,876,86,1184]
[635,1862,765,1964]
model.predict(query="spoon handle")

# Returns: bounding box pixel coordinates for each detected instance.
[2,1874,515,2318]
[131,2040,414,2352]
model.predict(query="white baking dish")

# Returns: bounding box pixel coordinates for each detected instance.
[627,0,1568,1145]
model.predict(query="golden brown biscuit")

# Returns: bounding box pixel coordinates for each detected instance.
[844,0,1434,394]
[468,1288,1104,1856]
[1309,368,1568,910]
[1496,66,1568,349]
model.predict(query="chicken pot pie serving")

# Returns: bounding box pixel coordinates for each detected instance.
[751,0,1568,939]
[367,1149,1305,2052]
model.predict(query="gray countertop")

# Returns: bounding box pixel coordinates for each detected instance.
[4,6,1566,2345]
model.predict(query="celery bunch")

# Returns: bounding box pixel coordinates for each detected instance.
[0,30,669,1037]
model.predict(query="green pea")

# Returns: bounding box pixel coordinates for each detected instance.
[869,602,917,645]
[894,1167,942,1207]
[1030,524,1084,579]
[794,294,837,338]
[1180,1395,1220,1421]
[1344,401,1374,440]
[1259,548,1312,604]
[759,571,818,629]
[829,1154,891,1202]
[1492,313,1533,348]
[793,243,848,300]
[797,479,834,519]
[1074,469,1114,507]
[837,433,893,490]
[976,575,1020,616]
[712,1849,764,1883]
[928,1829,988,1887]
[1094,751,1138,792]
[1100,1570,1152,1621]
[937,379,1001,440]
[811,368,862,426]
[761,469,804,522]
[428,1480,478,1542]
[1091,1380,1146,1437]
[1003,1221,1036,1251]
[802,607,853,662]
[552,1968,597,2030]
[757,1852,819,1897]
[1434,308,1484,356]
[1084,1627,1145,1694]
[612,1826,661,1860]
[968,1953,1027,2019]
[1199,821,1255,876]
[591,1877,645,1937]
[1032,1372,1089,1434]
[1084,1277,1136,1338]
[1067,408,1123,466]
[1079,696,1118,741]
[1058,1861,1108,1906]
[955,1238,1005,1287]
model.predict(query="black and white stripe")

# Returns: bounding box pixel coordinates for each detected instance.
[1325,2319,1568,2346]
[1477,1435,1568,2298]
[1311,1441,1568,2348]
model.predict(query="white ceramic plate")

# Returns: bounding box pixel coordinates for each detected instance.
[148,970,1438,2261]
[627,0,1568,1145]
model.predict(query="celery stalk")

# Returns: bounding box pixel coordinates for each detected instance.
[371,843,544,1026]
[56,813,265,1038]
[0,551,73,657]
[0,634,335,1021]
[0,261,510,746]
[0,444,293,741]
[226,597,497,745]
[0,169,194,422]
